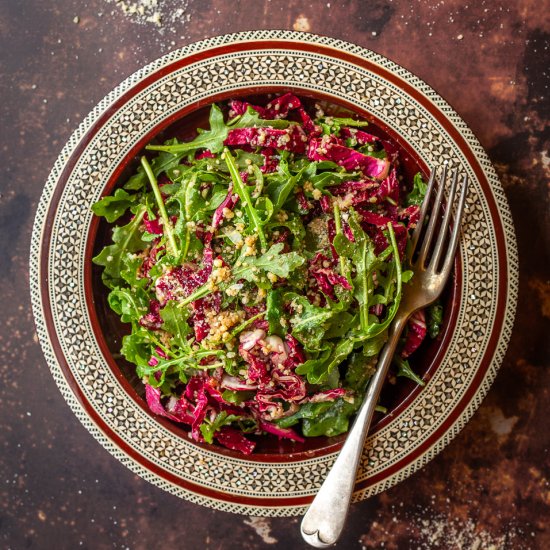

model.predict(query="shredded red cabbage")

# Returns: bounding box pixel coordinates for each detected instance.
[93,93,435,454]
[401,310,427,358]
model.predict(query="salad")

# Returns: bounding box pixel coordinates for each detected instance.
[92,93,442,454]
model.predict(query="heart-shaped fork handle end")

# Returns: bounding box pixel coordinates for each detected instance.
[301,512,342,548]
[301,528,334,548]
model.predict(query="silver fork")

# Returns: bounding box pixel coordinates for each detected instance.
[301,166,468,548]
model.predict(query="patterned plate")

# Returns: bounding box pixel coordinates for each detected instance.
[30,31,518,516]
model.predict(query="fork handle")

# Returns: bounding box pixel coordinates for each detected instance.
[301,316,408,548]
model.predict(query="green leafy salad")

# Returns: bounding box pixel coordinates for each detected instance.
[92,93,438,454]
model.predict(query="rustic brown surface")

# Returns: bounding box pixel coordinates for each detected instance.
[1,1,549,549]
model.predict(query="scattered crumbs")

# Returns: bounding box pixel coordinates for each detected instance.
[243,517,278,544]
[360,509,526,550]
[540,149,550,174]
[372,31,377,36]
[418,516,509,549]
[488,407,519,437]
[292,15,311,32]
[73,15,80,24]
[457,34,464,40]
[105,0,191,29]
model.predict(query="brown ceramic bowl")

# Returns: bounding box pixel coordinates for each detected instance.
[89,92,460,456]
[31,31,517,515]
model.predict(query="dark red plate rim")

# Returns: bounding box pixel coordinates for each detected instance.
[39,38,508,507]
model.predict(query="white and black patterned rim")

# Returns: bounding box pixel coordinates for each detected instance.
[30,31,518,516]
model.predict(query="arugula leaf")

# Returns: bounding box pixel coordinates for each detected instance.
[108,288,149,323]
[295,346,331,374]
[222,389,254,405]
[353,224,403,340]
[275,401,334,428]
[288,157,311,172]
[125,138,188,191]
[224,148,267,249]
[253,196,274,225]
[266,159,310,214]
[145,105,289,159]
[427,301,443,338]
[344,353,376,392]
[333,209,377,332]
[140,349,225,379]
[360,332,387,357]
[200,411,242,444]
[317,116,371,134]
[310,171,353,191]
[426,300,443,338]
[160,301,192,350]
[266,158,317,213]
[92,205,148,288]
[406,172,428,206]
[237,243,305,281]
[170,173,205,219]
[332,203,351,283]
[164,159,224,187]
[121,331,154,369]
[364,223,403,337]
[168,172,213,260]
[250,164,264,199]
[205,150,265,174]
[146,104,230,156]
[227,312,266,340]
[304,338,354,385]
[301,398,359,437]
[91,188,139,222]
[315,161,340,170]
[357,146,387,159]
[334,212,404,341]
[142,156,179,257]
[234,107,291,129]
[178,244,304,307]
[284,293,335,350]
[394,356,425,386]
[119,255,147,288]
[266,214,306,242]
[324,311,357,338]
[266,289,284,336]
[209,188,230,210]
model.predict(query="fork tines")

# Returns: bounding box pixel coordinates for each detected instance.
[411,165,468,278]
